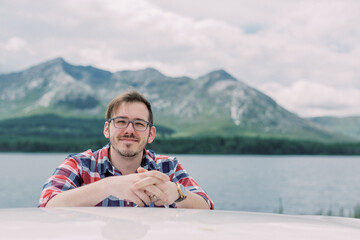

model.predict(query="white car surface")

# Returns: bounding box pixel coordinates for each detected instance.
[1,207,360,239]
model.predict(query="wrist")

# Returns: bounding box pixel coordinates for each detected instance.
[174,182,187,203]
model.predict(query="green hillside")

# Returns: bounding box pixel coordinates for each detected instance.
[1,114,359,154]
[308,116,360,141]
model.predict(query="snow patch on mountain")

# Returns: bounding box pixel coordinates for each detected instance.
[230,89,248,126]
[1,88,26,101]
[27,77,44,90]
[208,80,236,94]
[38,89,57,107]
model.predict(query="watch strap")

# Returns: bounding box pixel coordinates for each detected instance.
[175,182,187,203]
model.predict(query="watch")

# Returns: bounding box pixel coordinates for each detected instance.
[175,182,187,203]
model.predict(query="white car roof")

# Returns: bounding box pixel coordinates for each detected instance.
[1,207,360,239]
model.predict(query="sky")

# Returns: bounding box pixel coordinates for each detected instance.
[1,0,360,117]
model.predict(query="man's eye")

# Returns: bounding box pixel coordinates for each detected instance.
[116,120,127,125]
[134,121,146,127]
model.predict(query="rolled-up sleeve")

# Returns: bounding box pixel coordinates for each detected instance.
[171,159,215,210]
[38,157,81,207]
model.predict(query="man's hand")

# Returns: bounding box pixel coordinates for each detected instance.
[136,167,211,209]
[106,167,170,207]
[135,167,179,206]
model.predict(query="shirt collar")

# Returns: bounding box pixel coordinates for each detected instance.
[98,144,159,175]
[96,143,115,175]
[141,149,160,171]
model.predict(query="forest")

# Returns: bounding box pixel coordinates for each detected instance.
[1,114,360,154]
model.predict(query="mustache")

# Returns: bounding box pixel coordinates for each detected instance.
[118,134,139,141]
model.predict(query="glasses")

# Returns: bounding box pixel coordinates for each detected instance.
[108,117,152,132]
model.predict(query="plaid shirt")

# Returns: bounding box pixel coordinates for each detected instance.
[39,144,214,209]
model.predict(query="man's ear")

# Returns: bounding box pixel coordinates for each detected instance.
[104,121,110,139]
[147,126,156,144]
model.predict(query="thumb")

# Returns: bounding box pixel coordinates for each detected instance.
[137,167,148,173]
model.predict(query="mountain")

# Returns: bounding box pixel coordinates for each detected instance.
[0,58,110,117]
[308,116,360,141]
[0,58,351,142]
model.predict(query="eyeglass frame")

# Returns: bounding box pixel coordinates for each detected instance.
[107,116,152,132]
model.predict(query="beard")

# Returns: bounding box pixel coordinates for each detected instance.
[109,132,148,158]
[114,144,142,158]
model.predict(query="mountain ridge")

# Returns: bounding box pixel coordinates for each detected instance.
[308,116,360,140]
[0,57,354,142]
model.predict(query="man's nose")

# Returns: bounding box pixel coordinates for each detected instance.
[124,121,136,133]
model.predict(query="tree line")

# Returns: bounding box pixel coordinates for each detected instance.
[1,114,359,154]
[1,135,360,155]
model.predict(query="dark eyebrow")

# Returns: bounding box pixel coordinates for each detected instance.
[134,118,149,123]
[113,116,148,122]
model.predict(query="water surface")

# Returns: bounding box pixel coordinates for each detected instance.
[1,153,359,217]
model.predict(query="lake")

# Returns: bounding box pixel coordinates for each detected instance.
[1,153,359,217]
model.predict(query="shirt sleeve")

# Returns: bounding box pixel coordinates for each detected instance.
[38,157,82,207]
[171,158,215,210]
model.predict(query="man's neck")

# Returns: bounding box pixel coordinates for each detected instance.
[109,148,143,175]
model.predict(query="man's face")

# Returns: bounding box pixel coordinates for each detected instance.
[104,102,156,158]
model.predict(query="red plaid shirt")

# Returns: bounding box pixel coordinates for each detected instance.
[39,144,214,209]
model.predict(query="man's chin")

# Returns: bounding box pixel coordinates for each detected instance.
[117,149,139,158]
[110,144,136,158]
[121,151,137,157]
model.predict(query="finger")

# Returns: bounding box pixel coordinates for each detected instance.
[133,177,167,189]
[137,167,147,173]
[154,199,166,206]
[126,192,145,207]
[143,184,168,203]
[140,170,170,182]
[134,190,152,206]
[144,190,153,198]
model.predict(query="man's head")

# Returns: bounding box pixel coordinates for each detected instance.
[104,90,156,159]
[105,90,153,125]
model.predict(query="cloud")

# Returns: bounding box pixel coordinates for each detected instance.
[3,37,28,51]
[261,80,360,117]
[2,37,35,55]
[0,0,359,117]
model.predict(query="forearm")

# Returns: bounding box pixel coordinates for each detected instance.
[175,191,211,209]
[45,178,111,207]
[45,170,170,207]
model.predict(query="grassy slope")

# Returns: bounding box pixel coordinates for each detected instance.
[1,114,360,154]
[308,116,360,140]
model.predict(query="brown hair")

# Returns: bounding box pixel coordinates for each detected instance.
[105,90,153,124]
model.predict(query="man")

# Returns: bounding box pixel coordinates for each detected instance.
[39,90,214,209]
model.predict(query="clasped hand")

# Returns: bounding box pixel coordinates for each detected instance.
[108,167,178,207]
